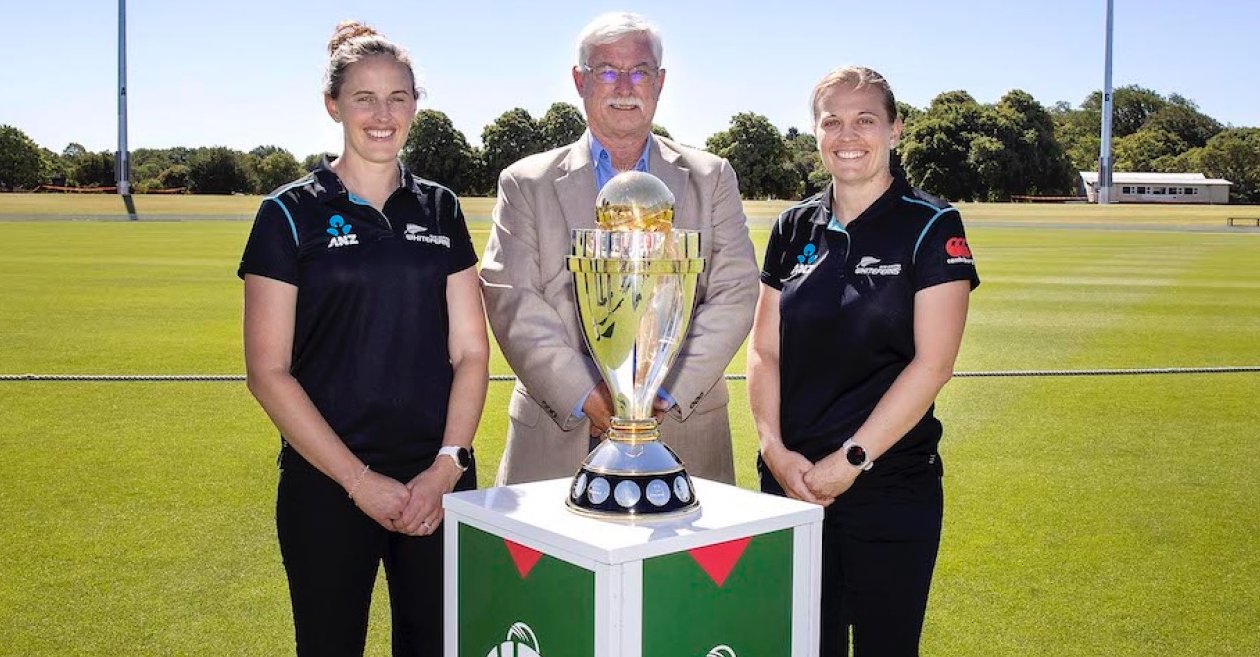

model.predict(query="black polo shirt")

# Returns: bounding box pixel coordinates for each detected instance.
[760,175,979,472]
[237,161,477,475]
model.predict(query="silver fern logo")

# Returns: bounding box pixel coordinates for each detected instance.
[706,645,737,657]
[404,221,451,246]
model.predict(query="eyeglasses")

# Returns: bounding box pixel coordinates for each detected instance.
[581,64,661,86]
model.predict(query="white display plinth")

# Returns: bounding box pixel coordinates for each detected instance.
[444,477,822,657]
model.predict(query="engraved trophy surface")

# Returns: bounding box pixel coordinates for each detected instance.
[565,171,706,518]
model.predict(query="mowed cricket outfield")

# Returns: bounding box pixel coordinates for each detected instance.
[1,195,1257,656]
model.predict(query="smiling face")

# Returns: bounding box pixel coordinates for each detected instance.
[324,54,417,166]
[573,34,664,146]
[813,83,903,191]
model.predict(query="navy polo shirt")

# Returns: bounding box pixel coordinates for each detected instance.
[761,175,979,471]
[237,161,478,475]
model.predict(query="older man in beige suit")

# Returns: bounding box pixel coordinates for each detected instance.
[480,12,758,486]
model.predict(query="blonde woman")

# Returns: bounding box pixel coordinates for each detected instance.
[749,66,979,656]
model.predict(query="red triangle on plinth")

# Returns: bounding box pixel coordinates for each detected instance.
[688,536,752,587]
[504,539,543,579]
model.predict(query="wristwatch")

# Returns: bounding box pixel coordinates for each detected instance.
[841,439,874,472]
[438,445,472,472]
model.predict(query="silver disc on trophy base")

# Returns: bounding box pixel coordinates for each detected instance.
[565,171,706,520]
[567,438,698,517]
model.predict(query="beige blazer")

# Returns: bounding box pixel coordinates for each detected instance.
[480,133,759,485]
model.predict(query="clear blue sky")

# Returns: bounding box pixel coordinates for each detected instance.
[5,0,1258,159]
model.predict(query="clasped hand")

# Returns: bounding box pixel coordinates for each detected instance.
[761,444,860,507]
[350,464,460,536]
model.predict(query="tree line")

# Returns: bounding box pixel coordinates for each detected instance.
[2,85,1257,202]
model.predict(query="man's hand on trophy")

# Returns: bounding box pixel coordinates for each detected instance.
[652,397,676,424]
[584,381,615,438]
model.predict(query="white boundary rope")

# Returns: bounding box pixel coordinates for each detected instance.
[2,366,1258,382]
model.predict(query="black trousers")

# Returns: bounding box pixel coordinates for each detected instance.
[760,456,943,657]
[276,458,477,657]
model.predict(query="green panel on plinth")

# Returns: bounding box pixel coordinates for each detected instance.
[458,524,594,657]
[642,529,793,657]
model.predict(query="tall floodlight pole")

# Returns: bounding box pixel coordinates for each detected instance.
[1098,0,1115,204]
[117,0,131,196]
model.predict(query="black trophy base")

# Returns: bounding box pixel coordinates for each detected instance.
[565,467,700,519]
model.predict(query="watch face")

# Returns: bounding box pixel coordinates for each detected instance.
[441,446,471,470]
[845,444,867,467]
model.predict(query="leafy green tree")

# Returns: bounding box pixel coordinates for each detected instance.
[902,90,1073,200]
[1081,85,1167,138]
[1114,129,1188,172]
[1055,87,1221,175]
[73,151,117,188]
[537,102,586,151]
[784,127,825,199]
[158,165,191,190]
[301,152,338,171]
[991,90,1075,194]
[896,101,923,126]
[899,91,987,200]
[966,134,1013,199]
[255,151,304,193]
[930,90,980,110]
[134,162,162,182]
[249,145,288,159]
[62,142,87,160]
[651,124,672,139]
[133,160,164,192]
[0,125,50,189]
[131,148,183,174]
[403,109,481,194]
[1143,102,1222,149]
[187,147,253,193]
[1053,86,1204,172]
[706,112,798,199]
[465,148,493,196]
[166,147,194,166]
[1195,128,1260,202]
[1051,100,1100,171]
[481,108,541,182]
[41,148,70,186]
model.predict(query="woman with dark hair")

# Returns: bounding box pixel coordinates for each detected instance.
[749,66,979,656]
[238,20,488,656]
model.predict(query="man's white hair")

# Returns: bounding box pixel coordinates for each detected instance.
[576,12,663,68]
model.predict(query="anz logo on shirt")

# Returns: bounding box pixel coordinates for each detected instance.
[789,242,820,276]
[326,215,359,248]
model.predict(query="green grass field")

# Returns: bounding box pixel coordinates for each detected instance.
[1,197,1258,655]
[5,191,1260,226]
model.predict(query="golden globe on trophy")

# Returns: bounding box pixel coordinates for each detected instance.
[565,171,705,519]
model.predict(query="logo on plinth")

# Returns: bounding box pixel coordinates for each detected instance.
[707,646,737,657]
[486,622,541,657]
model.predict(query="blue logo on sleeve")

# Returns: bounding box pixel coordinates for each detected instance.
[326,214,359,248]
